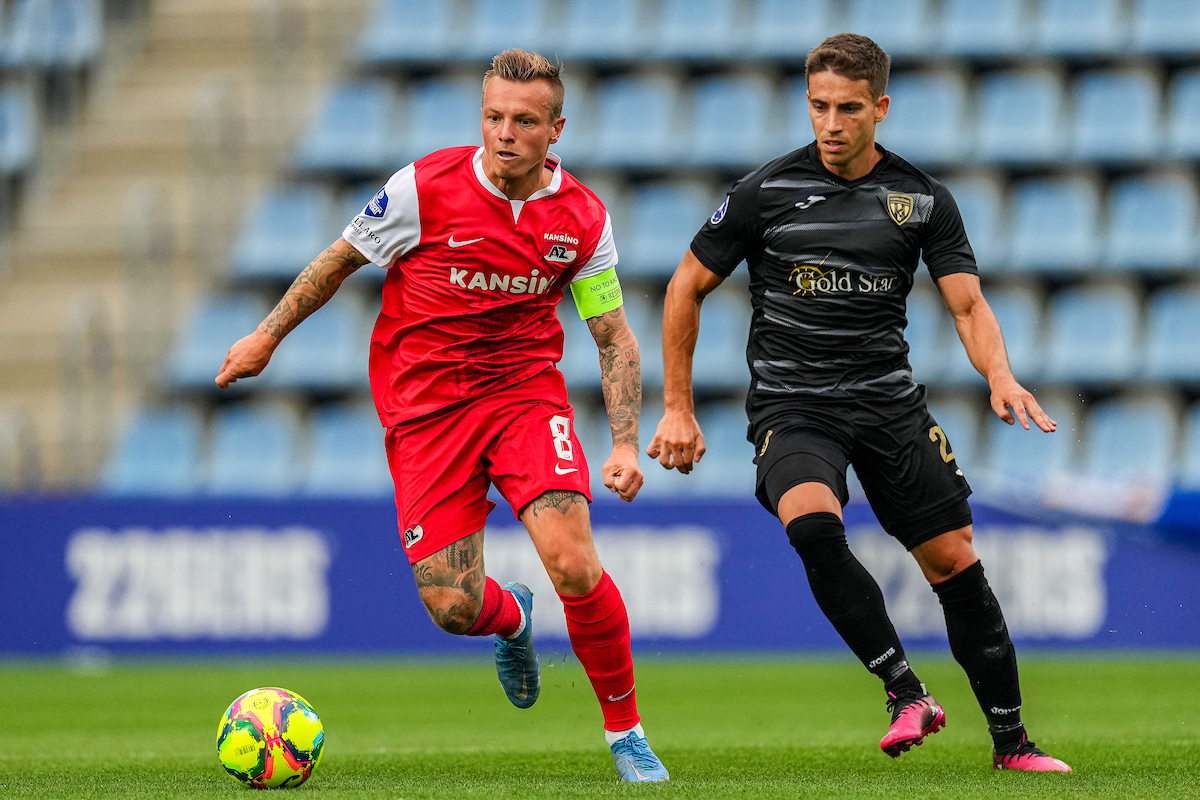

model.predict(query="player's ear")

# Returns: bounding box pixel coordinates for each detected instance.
[874,94,890,123]
[550,115,566,144]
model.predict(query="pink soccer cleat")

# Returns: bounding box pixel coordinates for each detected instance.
[993,735,1072,772]
[880,690,946,757]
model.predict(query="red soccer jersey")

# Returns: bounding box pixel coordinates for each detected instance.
[342,146,618,426]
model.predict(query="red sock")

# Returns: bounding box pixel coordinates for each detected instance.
[465,577,523,637]
[558,571,640,731]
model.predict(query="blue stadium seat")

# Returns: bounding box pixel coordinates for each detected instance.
[779,75,814,154]
[845,0,932,57]
[264,293,370,391]
[229,186,334,281]
[693,291,750,391]
[905,289,950,385]
[293,82,396,175]
[1180,404,1200,489]
[747,0,834,59]
[1106,176,1197,272]
[1143,288,1200,382]
[1034,0,1127,55]
[620,292,664,388]
[547,74,592,165]
[99,407,203,496]
[557,0,643,60]
[977,394,1081,490]
[691,401,757,496]
[1009,177,1101,273]
[5,0,101,69]
[1167,69,1200,160]
[687,74,775,168]
[1131,0,1200,55]
[588,75,682,168]
[0,88,36,175]
[204,406,300,496]
[974,71,1067,163]
[656,0,740,59]
[465,0,548,61]
[942,284,1044,386]
[1070,70,1161,162]
[165,296,268,390]
[940,0,1028,56]
[397,78,481,165]
[557,301,601,390]
[619,182,713,279]
[302,406,392,497]
[939,175,1007,272]
[356,0,454,65]
[877,71,969,166]
[1081,395,1178,484]
[1044,285,1140,384]
[926,395,981,473]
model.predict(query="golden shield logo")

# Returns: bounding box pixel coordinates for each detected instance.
[887,193,914,226]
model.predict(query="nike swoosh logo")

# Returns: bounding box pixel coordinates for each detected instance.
[513,673,528,702]
[448,235,485,248]
[606,686,634,702]
[632,766,650,781]
[554,464,578,475]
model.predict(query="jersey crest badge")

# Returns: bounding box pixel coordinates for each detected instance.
[543,243,577,263]
[365,187,389,218]
[886,193,914,226]
[710,196,730,225]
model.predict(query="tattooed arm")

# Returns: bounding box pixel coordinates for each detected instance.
[216,238,370,388]
[586,305,644,502]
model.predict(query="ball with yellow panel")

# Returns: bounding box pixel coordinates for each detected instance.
[216,687,325,789]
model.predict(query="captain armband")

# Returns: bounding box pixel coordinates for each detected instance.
[569,267,623,320]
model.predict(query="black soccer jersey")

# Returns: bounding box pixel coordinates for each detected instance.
[690,142,977,424]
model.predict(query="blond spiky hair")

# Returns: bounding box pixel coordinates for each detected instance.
[482,48,565,119]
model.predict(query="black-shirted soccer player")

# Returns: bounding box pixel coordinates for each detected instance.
[648,34,1071,772]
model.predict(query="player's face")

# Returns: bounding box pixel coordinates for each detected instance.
[806,71,889,180]
[481,77,566,196]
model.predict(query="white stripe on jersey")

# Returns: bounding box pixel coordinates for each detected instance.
[343,162,421,268]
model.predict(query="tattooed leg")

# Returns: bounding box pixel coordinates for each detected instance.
[520,490,603,595]
[412,528,486,634]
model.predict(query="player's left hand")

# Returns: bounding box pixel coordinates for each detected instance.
[990,376,1056,432]
[603,444,644,502]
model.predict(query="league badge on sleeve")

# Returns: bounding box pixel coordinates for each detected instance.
[365,187,389,218]
[710,195,730,225]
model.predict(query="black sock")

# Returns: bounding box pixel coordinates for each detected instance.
[787,513,921,696]
[932,560,1024,745]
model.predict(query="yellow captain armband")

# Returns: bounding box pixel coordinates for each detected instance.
[569,267,623,320]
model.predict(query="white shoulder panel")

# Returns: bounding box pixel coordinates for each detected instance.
[570,212,619,282]
[342,163,421,268]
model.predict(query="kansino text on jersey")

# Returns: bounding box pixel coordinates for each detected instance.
[450,267,553,295]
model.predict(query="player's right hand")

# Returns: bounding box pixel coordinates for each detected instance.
[215,331,276,388]
[646,410,705,474]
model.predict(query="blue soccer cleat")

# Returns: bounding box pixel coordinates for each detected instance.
[494,582,539,709]
[610,733,670,782]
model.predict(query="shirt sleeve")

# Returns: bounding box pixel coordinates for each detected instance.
[688,176,760,278]
[569,212,618,282]
[342,163,421,268]
[921,181,979,279]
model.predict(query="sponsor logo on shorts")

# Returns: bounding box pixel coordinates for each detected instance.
[758,429,773,457]
[403,524,424,548]
[364,187,388,218]
[554,464,579,475]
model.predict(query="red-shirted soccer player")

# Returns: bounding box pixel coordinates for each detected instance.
[215,50,669,782]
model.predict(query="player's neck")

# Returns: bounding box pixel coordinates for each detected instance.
[485,159,553,201]
[819,141,883,183]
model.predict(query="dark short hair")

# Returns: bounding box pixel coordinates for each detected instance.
[482,48,565,119]
[805,33,891,100]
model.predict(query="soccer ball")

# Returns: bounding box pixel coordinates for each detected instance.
[216,687,325,789]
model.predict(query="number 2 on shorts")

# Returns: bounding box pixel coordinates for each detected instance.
[549,415,574,461]
[928,425,955,463]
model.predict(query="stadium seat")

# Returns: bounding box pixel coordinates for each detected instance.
[779,74,815,154]
[99,407,203,496]
[229,186,335,281]
[620,291,664,388]
[165,296,268,390]
[1069,69,1161,162]
[1180,404,1200,489]
[5,0,101,69]
[1034,0,1127,55]
[293,82,396,176]
[876,71,969,167]
[0,88,36,175]
[746,0,834,59]
[263,292,371,392]
[1167,69,1200,160]
[302,406,392,497]
[939,175,1008,272]
[1143,288,1200,382]
[204,405,301,497]
[926,394,982,473]
[1106,176,1198,272]
[1009,177,1101,273]
[588,75,683,168]
[905,289,950,385]
[1081,395,1178,485]
[396,78,482,165]
[557,301,601,390]
[940,0,1028,56]
[557,0,643,61]
[465,0,548,61]
[844,0,932,57]
[547,74,592,165]
[693,291,750,391]
[974,71,1067,164]
[655,0,741,60]
[976,394,1082,491]
[941,284,1044,386]
[1043,284,1141,384]
[691,401,756,496]
[356,0,454,65]
[1131,0,1200,55]
[687,74,776,168]
[619,182,713,279]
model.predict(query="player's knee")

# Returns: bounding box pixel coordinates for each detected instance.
[543,550,602,596]
[785,511,848,558]
[417,587,481,635]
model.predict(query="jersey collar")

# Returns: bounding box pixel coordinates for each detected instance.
[807,141,891,187]
[472,146,563,201]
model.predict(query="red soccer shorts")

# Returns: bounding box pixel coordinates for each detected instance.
[384,368,593,564]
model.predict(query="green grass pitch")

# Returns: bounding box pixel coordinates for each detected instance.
[2,653,1198,798]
